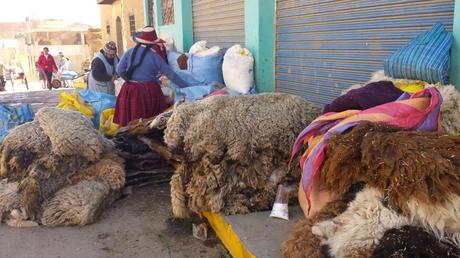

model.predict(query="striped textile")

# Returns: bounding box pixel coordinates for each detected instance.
[384,23,453,84]
[290,87,443,211]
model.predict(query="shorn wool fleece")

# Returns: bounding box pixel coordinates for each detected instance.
[0,108,125,227]
[165,93,321,217]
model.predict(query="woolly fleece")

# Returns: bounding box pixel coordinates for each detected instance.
[320,122,460,212]
[439,85,460,135]
[36,107,104,162]
[165,93,321,216]
[373,226,460,258]
[41,180,112,226]
[0,121,51,180]
[0,108,125,227]
[312,187,409,258]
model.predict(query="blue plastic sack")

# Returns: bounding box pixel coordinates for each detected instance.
[170,70,218,102]
[187,53,224,84]
[225,85,258,96]
[167,51,225,101]
[78,89,116,128]
[174,85,218,102]
[0,104,34,143]
[384,23,453,84]
[167,51,184,72]
[168,50,224,84]
[172,70,206,86]
[60,71,78,80]
[17,104,34,124]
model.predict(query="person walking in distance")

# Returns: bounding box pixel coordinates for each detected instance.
[37,47,57,90]
[0,61,7,91]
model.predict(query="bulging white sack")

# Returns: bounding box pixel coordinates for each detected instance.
[189,41,221,57]
[114,78,125,96]
[222,45,254,94]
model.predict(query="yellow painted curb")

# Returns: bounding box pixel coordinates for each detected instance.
[202,212,256,258]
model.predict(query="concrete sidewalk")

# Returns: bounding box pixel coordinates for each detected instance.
[221,206,303,258]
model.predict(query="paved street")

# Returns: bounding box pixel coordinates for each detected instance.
[2,79,47,93]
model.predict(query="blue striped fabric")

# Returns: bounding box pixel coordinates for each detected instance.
[384,23,453,84]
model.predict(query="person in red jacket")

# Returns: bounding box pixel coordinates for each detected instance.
[37,47,57,90]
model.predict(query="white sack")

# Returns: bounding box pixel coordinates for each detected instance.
[222,45,254,94]
[161,34,176,52]
[189,41,208,55]
[114,78,125,96]
[189,41,221,57]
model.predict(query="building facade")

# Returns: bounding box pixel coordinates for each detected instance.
[98,0,146,57]
[26,19,91,79]
[145,0,460,106]
[0,19,92,80]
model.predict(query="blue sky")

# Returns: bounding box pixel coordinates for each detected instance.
[0,0,101,26]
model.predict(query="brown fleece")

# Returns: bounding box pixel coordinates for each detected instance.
[320,122,460,213]
[69,152,125,190]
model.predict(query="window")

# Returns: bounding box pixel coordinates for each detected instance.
[129,15,136,36]
[106,23,110,35]
[162,0,174,25]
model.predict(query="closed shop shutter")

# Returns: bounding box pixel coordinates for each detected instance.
[192,0,245,48]
[276,0,455,106]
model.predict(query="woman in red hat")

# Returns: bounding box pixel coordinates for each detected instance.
[114,26,188,126]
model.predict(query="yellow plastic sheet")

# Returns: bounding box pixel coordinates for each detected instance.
[394,81,441,93]
[395,81,425,93]
[202,212,255,258]
[73,81,87,89]
[57,90,95,118]
[99,108,120,136]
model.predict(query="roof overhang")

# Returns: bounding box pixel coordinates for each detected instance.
[97,0,115,5]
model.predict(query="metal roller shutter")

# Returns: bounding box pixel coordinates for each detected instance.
[276,0,455,106]
[192,0,245,48]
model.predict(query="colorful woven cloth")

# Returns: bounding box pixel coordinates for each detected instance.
[290,87,443,210]
[322,81,404,114]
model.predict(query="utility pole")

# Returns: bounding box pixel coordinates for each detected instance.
[25,16,35,81]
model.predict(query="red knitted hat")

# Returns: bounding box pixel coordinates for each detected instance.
[133,26,165,44]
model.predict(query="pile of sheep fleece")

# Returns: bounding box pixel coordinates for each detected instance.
[164,93,321,218]
[0,107,125,227]
[282,122,460,258]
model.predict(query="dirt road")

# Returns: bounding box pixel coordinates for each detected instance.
[0,185,223,258]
